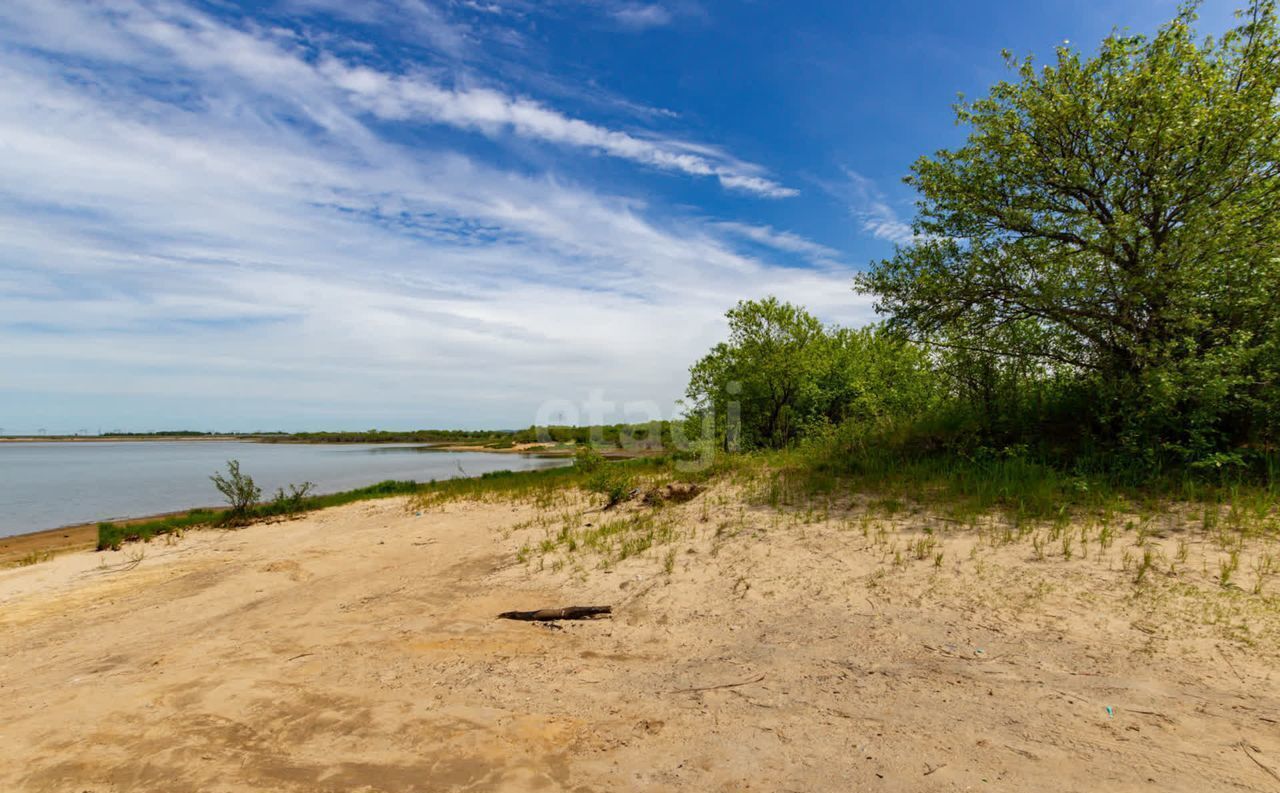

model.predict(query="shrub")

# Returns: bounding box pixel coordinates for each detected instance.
[586,467,635,508]
[574,444,606,473]
[210,459,261,518]
[270,481,316,515]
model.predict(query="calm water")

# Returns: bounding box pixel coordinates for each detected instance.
[0,441,569,537]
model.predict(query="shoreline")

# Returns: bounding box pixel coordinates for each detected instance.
[0,437,650,458]
[0,508,220,566]
[0,443,648,564]
[0,435,261,443]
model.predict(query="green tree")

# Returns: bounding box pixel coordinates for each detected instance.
[815,325,939,428]
[686,298,939,450]
[857,1,1280,462]
[686,298,826,449]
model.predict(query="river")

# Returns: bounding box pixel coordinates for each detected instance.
[0,441,568,537]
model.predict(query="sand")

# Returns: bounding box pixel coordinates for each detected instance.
[2,486,1279,792]
[0,524,98,566]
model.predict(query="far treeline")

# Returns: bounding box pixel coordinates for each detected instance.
[259,429,511,444]
[88,427,676,449]
[262,427,675,447]
[688,2,1280,484]
[510,424,675,448]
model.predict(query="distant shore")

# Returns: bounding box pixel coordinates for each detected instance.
[0,436,574,455]
[0,435,262,443]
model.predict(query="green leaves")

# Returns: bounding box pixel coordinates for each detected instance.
[686,299,936,450]
[858,0,1280,463]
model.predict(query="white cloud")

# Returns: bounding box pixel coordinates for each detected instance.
[0,0,791,199]
[611,3,673,30]
[282,0,471,57]
[322,60,795,197]
[0,0,860,431]
[838,168,918,245]
[713,222,841,266]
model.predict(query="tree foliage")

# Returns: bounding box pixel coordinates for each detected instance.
[856,1,1280,463]
[685,298,937,450]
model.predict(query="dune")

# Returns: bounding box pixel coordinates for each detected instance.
[2,486,1278,792]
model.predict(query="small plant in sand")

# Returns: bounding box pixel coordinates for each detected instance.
[1219,550,1241,588]
[211,459,261,519]
[1133,547,1158,585]
[15,549,52,567]
[1134,521,1150,547]
[1202,505,1220,534]
[909,535,938,560]
[1032,532,1046,561]
[1252,552,1276,595]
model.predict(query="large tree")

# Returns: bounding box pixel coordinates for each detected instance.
[857,2,1280,459]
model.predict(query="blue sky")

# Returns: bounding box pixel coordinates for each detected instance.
[0,0,1241,432]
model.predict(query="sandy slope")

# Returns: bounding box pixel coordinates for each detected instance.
[2,488,1279,792]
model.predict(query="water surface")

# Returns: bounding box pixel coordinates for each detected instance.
[0,441,568,537]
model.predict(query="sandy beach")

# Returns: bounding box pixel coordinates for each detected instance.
[2,485,1279,792]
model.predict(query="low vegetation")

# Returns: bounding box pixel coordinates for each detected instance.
[96,478,420,551]
[210,460,262,519]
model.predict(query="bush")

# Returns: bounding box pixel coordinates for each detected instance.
[210,459,261,518]
[586,467,635,508]
[270,481,316,515]
[574,444,606,473]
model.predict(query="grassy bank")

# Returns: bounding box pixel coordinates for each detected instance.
[95,480,421,550]
[733,444,1279,533]
[93,454,704,552]
[90,447,1280,565]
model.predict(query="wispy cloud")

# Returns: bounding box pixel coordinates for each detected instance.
[835,168,917,245]
[611,3,674,30]
[324,61,796,197]
[8,0,789,199]
[714,222,841,266]
[282,0,472,57]
[0,0,854,430]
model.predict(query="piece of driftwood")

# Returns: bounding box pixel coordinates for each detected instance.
[1238,741,1280,784]
[497,605,612,622]
[671,673,765,694]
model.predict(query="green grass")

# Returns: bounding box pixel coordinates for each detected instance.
[95,455,695,552]
[96,511,219,551]
[415,455,691,509]
[743,443,1280,533]
[96,480,421,550]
